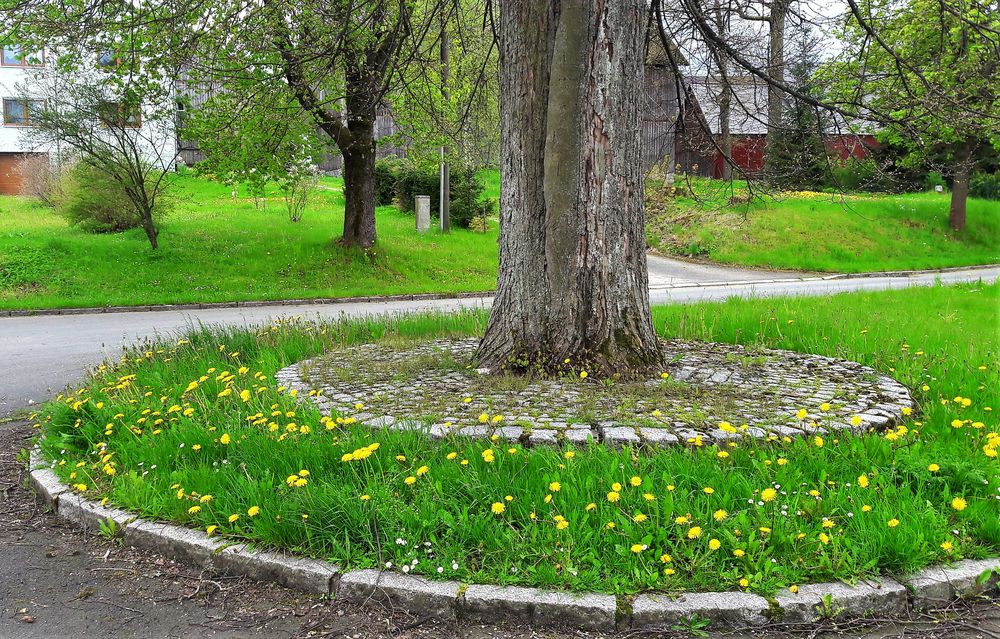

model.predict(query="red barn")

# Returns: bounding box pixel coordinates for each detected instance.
[670,77,878,179]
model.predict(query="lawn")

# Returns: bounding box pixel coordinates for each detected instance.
[0,174,499,310]
[646,180,1000,273]
[35,283,999,596]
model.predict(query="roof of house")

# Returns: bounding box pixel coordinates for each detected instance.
[682,76,877,137]
[685,76,769,136]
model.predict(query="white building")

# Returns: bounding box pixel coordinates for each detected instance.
[0,43,176,195]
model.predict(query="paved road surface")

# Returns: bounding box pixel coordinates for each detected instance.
[1,258,997,417]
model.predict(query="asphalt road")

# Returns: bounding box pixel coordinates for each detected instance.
[1,258,997,418]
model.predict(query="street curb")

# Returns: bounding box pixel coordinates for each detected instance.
[0,290,493,318]
[28,449,1000,632]
[4,263,998,318]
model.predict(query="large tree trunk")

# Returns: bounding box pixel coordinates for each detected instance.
[949,143,973,232]
[478,0,662,376]
[765,0,789,160]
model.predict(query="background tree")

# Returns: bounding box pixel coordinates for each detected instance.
[183,87,328,214]
[820,0,998,230]
[21,65,176,249]
[764,27,829,190]
[388,0,501,173]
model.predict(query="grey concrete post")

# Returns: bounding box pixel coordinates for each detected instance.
[415,195,430,232]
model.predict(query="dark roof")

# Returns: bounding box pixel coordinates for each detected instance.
[683,76,875,136]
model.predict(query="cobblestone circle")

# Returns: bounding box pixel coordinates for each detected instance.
[276,338,915,447]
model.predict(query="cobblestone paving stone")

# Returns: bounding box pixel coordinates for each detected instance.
[277,338,915,447]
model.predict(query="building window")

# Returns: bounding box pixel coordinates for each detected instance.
[1,44,43,67]
[3,98,44,126]
[97,100,141,128]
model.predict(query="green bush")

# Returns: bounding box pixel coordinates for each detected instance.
[822,157,897,192]
[59,163,150,233]
[923,171,947,192]
[395,161,495,229]
[374,158,403,206]
[970,171,1000,201]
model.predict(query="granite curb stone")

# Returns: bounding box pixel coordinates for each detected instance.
[460,584,617,631]
[632,591,771,628]
[773,578,909,623]
[338,570,460,619]
[26,451,1000,632]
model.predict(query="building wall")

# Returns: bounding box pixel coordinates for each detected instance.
[641,64,680,174]
[0,48,176,194]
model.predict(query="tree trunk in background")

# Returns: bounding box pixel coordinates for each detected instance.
[339,72,378,248]
[478,0,662,376]
[765,0,789,160]
[341,127,377,247]
[711,2,733,181]
[949,143,973,232]
[718,84,733,181]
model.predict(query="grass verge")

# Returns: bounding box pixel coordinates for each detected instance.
[646,179,1000,273]
[0,175,498,310]
[33,284,999,596]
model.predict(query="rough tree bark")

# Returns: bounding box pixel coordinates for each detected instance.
[949,143,973,232]
[477,0,662,376]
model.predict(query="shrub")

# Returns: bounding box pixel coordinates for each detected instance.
[395,161,495,229]
[923,171,947,192]
[15,154,70,207]
[374,158,403,206]
[822,157,898,193]
[59,163,153,233]
[970,171,1000,201]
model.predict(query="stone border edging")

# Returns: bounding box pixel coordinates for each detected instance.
[4,263,997,318]
[27,448,1000,632]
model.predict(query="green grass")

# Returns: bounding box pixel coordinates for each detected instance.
[0,174,498,310]
[477,168,501,203]
[35,283,999,596]
[647,180,1000,272]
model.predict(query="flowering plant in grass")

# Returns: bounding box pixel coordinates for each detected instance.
[34,285,999,596]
